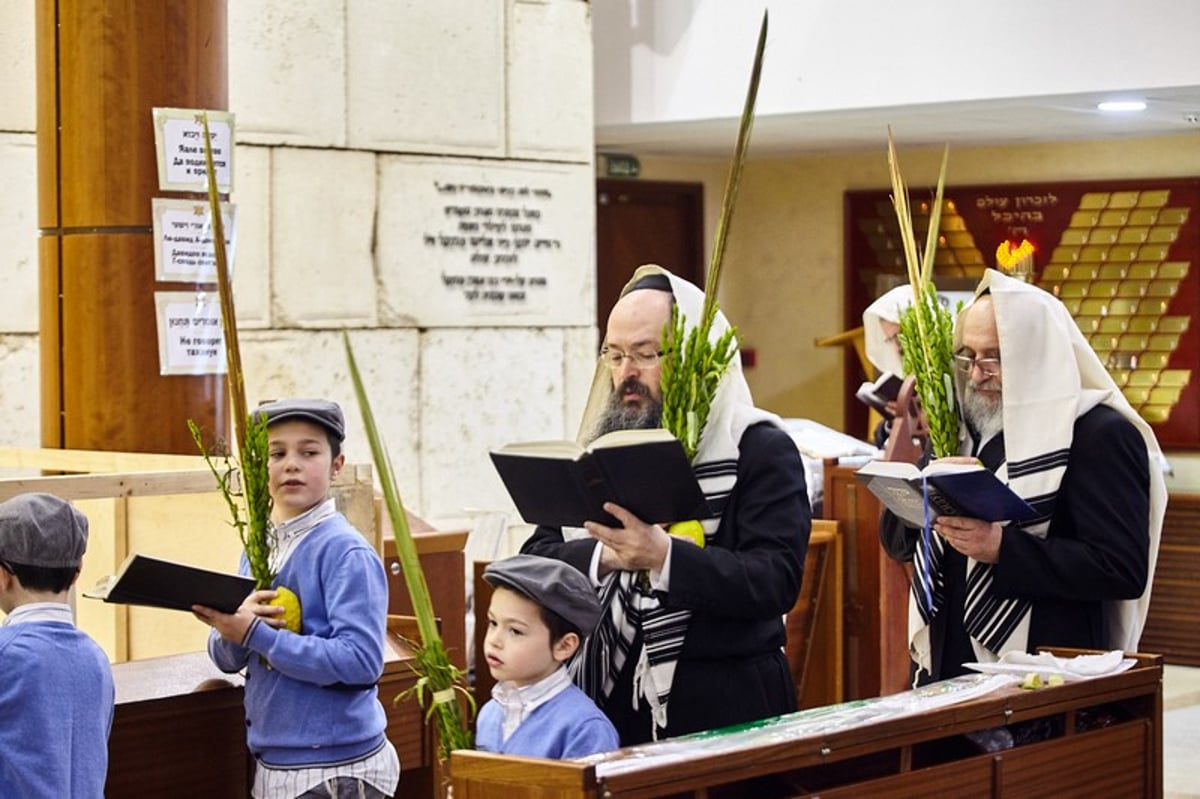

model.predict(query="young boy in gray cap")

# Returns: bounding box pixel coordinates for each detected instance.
[191,398,399,798]
[0,492,114,797]
[477,553,619,758]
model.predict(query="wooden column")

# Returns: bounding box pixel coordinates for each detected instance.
[36,1,229,454]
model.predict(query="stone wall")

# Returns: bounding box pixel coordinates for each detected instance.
[0,0,597,530]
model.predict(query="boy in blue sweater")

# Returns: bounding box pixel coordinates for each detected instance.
[477,554,619,758]
[0,493,114,798]
[192,398,399,798]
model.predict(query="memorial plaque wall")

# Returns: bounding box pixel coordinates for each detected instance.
[845,177,1199,448]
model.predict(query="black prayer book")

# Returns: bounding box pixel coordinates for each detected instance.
[855,372,904,418]
[489,427,710,528]
[854,459,1038,528]
[83,552,256,614]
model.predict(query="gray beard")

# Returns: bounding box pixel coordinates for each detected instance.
[962,383,1003,442]
[589,384,663,442]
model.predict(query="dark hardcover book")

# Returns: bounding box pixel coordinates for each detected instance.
[855,372,904,418]
[489,427,710,528]
[83,552,256,614]
[854,459,1038,528]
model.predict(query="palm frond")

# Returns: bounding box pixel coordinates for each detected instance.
[342,331,474,760]
[660,11,766,461]
[886,131,960,458]
[198,112,275,588]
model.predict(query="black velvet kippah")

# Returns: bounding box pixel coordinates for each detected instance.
[627,273,672,293]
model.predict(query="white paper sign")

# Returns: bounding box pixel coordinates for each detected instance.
[151,198,237,283]
[153,292,226,376]
[152,107,235,193]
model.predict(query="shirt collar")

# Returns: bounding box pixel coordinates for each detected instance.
[492,666,572,741]
[271,498,338,573]
[274,498,337,542]
[2,602,75,627]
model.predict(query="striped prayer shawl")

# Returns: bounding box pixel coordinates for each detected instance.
[570,456,737,733]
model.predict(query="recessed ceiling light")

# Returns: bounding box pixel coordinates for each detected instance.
[1097,100,1147,113]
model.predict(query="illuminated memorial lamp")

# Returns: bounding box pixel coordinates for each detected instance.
[996,239,1036,282]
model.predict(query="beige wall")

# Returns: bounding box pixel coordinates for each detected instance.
[637,132,1200,492]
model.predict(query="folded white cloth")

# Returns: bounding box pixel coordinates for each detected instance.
[997,649,1126,677]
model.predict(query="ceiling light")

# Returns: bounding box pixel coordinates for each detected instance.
[1097,100,1147,113]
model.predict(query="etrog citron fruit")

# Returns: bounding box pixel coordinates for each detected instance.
[668,520,706,548]
[274,585,302,633]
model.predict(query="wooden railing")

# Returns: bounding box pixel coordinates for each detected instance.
[0,446,374,662]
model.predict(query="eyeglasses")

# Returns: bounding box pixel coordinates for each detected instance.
[599,347,663,370]
[952,353,1002,377]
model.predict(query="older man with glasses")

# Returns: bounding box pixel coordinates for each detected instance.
[522,265,810,747]
[880,269,1166,686]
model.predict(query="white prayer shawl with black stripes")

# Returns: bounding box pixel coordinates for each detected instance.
[568,264,780,736]
[908,269,1166,674]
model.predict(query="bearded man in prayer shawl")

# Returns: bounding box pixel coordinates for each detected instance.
[880,268,1166,684]
[522,265,811,745]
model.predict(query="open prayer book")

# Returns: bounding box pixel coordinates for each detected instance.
[855,459,1038,528]
[83,552,256,614]
[855,372,903,418]
[489,427,710,528]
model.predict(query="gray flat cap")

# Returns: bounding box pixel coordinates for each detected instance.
[253,398,345,442]
[484,554,602,634]
[0,493,89,569]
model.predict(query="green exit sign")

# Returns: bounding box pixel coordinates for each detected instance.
[604,153,641,178]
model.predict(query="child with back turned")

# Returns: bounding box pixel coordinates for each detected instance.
[191,398,399,798]
[477,553,619,758]
[0,492,114,797]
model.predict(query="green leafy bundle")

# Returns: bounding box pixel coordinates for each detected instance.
[887,129,961,458]
[343,331,474,762]
[660,11,766,461]
[660,306,737,462]
[188,416,274,589]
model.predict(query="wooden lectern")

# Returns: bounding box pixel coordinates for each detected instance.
[822,460,911,699]
[106,620,432,797]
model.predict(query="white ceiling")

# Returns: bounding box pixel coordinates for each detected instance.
[595,85,1200,159]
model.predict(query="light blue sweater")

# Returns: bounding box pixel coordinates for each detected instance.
[208,512,390,768]
[476,682,619,759]
[0,616,114,797]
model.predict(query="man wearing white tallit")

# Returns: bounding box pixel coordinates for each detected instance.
[862,284,909,381]
[862,285,911,447]
[522,265,811,745]
[880,268,1166,684]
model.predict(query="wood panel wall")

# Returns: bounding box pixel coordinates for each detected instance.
[36,0,229,453]
[1140,493,1200,665]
